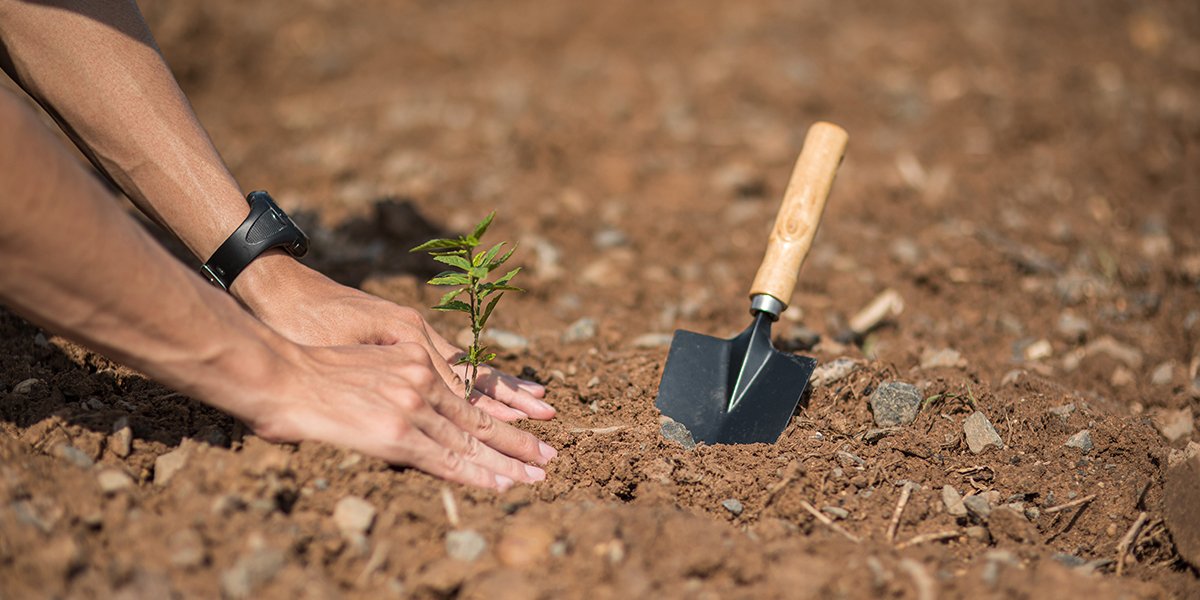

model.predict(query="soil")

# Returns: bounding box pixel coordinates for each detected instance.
[3,0,1200,598]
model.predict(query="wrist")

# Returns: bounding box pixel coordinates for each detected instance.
[227,250,316,315]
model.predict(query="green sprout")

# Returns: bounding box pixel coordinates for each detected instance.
[410,212,523,401]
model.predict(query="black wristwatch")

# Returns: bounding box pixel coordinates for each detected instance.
[200,191,309,290]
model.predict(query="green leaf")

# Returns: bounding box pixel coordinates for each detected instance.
[472,211,496,242]
[433,254,472,270]
[480,293,503,329]
[481,353,497,362]
[494,267,521,286]
[439,288,466,306]
[428,273,471,286]
[488,244,517,270]
[468,266,488,280]
[454,356,470,366]
[432,300,472,313]
[478,242,506,268]
[411,238,470,252]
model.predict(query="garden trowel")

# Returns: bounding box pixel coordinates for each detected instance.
[655,122,848,445]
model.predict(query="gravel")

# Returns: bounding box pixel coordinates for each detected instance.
[219,547,286,599]
[721,499,744,515]
[660,421,696,450]
[630,333,674,348]
[1064,430,1094,452]
[483,330,528,351]
[963,495,992,520]
[821,506,850,520]
[868,382,922,427]
[446,529,487,562]
[942,485,968,517]
[57,445,94,469]
[111,417,133,458]
[963,411,1005,454]
[562,318,597,343]
[1048,403,1076,417]
[96,469,134,493]
[154,446,190,486]
[333,496,377,537]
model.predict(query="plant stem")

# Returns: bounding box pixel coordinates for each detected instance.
[465,247,479,401]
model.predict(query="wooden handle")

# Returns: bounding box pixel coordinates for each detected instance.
[749,122,848,306]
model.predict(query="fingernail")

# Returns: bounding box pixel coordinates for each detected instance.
[512,408,529,419]
[525,464,546,482]
[518,381,545,394]
[495,474,514,491]
[536,399,555,413]
[539,441,558,461]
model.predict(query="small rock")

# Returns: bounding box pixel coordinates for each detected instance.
[483,330,527,351]
[989,506,1038,543]
[660,421,697,450]
[1064,430,1094,452]
[965,525,991,544]
[821,506,850,520]
[97,469,134,493]
[1023,340,1053,361]
[593,227,629,250]
[963,411,1005,454]
[837,451,865,467]
[562,318,597,344]
[863,428,901,444]
[33,332,50,347]
[1083,336,1143,369]
[168,528,207,568]
[810,358,861,387]
[920,348,967,369]
[869,382,922,427]
[12,378,42,395]
[631,333,674,348]
[721,499,744,516]
[219,547,286,599]
[942,485,968,517]
[1050,553,1087,568]
[1057,312,1091,340]
[999,369,1024,387]
[889,237,922,266]
[1111,366,1136,387]
[57,444,94,469]
[154,446,190,485]
[1153,408,1194,442]
[84,398,108,411]
[1048,403,1076,418]
[963,495,992,521]
[111,417,133,458]
[1151,362,1175,386]
[1167,441,1200,469]
[497,524,554,568]
[333,496,376,538]
[1024,506,1041,520]
[446,529,487,562]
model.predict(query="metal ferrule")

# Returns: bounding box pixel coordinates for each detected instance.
[749,294,785,320]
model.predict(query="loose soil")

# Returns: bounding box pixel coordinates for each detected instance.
[3,0,1200,598]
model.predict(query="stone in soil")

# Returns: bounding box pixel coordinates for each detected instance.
[1048,403,1076,417]
[942,485,968,517]
[56,444,94,469]
[154,445,191,486]
[219,546,286,599]
[446,529,487,562]
[1064,430,1094,452]
[809,358,860,388]
[963,495,992,520]
[868,382,922,427]
[988,507,1038,543]
[497,524,555,568]
[920,347,966,369]
[96,469,134,493]
[561,317,597,343]
[821,506,849,520]
[721,499,744,515]
[333,496,376,537]
[484,329,528,351]
[1164,454,1200,569]
[111,416,132,458]
[660,421,696,450]
[1153,407,1194,442]
[630,333,673,348]
[963,411,1005,454]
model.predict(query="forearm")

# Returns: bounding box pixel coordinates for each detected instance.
[0,0,248,261]
[0,89,286,428]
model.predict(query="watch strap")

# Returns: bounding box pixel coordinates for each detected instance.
[201,191,309,290]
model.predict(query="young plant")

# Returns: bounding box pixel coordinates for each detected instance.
[410,212,522,401]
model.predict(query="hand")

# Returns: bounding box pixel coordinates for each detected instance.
[244,341,558,491]
[231,253,556,422]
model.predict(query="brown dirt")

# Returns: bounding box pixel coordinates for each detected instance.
[4,0,1200,597]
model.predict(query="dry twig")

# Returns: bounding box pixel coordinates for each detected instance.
[1116,511,1148,576]
[440,487,461,528]
[898,558,937,600]
[1044,494,1096,514]
[896,530,961,549]
[799,499,861,543]
[886,482,914,543]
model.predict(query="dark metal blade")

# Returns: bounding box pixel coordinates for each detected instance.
[655,314,817,445]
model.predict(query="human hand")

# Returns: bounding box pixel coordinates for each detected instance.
[241,341,557,491]
[230,253,556,422]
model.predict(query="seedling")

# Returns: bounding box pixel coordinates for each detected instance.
[410,212,522,400]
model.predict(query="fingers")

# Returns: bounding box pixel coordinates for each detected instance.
[469,366,556,421]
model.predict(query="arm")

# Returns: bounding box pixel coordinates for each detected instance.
[0,88,555,490]
[0,0,553,421]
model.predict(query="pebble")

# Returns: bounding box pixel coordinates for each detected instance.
[1082,336,1144,369]
[1050,553,1086,568]
[821,506,849,520]
[837,451,865,467]
[630,333,674,348]
[482,330,527,351]
[168,528,207,568]
[660,421,697,450]
[963,495,992,520]
[1150,362,1174,386]
[965,526,991,543]
[920,348,967,369]
[1064,430,1094,452]
[863,428,901,443]
[1048,403,1076,417]
[721,499,744,516]
[446,529,487,562]
[1057,312,1091,340]
[963,411,1005,454]
[333,496,376,537]
[111,417,133,458]
[869,382,922,427]
[97,469,134,493]
[12,378,42,395]
[219,547,286,599]
[154,446,190,486]
[942,485,968,517]
[889,237,922,266]
[1023,340,1053,361]
[593,227,629,250]
[497,524,555,568]
[56,444,94,469]
[562,318,597,343]
[1153,407,1194,442]
[809,358,861,388]
[85,398,108,411]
